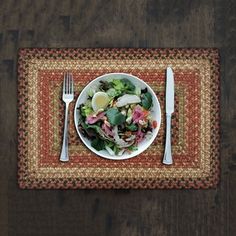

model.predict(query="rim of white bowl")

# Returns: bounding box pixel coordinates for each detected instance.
[74,72,161,160]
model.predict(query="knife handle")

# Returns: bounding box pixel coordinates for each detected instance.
[163,114,173,165]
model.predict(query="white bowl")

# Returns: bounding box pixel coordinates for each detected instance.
[74,73,161,160]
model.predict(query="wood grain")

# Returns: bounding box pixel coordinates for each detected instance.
[0,0,235,235]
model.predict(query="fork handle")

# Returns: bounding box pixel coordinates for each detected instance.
[60,103,69,162]
[163,114,173,165]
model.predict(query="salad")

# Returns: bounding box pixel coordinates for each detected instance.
[78,78,158,156]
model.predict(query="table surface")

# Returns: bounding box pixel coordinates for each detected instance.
[0,1,235,236]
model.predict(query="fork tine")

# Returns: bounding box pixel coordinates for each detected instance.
[71,73,74,93]
[63,73,66,93]
[65,72,67,94]
[66,72,69,94]
[68,72,71,94]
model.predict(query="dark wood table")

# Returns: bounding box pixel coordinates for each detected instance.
[0,1,235,235]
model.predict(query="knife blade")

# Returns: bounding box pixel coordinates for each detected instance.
[162,67,174,165]
[166,67,174,115]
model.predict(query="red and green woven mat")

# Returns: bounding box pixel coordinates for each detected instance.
[18,48,220,189]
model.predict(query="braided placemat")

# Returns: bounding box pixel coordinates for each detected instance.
[18,48,220,189]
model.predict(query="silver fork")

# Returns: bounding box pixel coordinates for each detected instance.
[60,72,74,162]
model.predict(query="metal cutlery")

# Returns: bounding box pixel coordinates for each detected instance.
[163,67,175,165]
[60,72,74,162]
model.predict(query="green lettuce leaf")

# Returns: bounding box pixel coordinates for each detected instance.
[106,108,126,126]
[126,123,138,131]
[141,92,153,110]
[121,78,135,92]
[112,79,124,91]
[111,79,135,94]
[91,138,105,151]
[80,102,93,117]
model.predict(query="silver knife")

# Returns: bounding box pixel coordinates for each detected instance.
[163,67,174,165]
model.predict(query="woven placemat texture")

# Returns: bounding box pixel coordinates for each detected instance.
[17,48,220,189]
